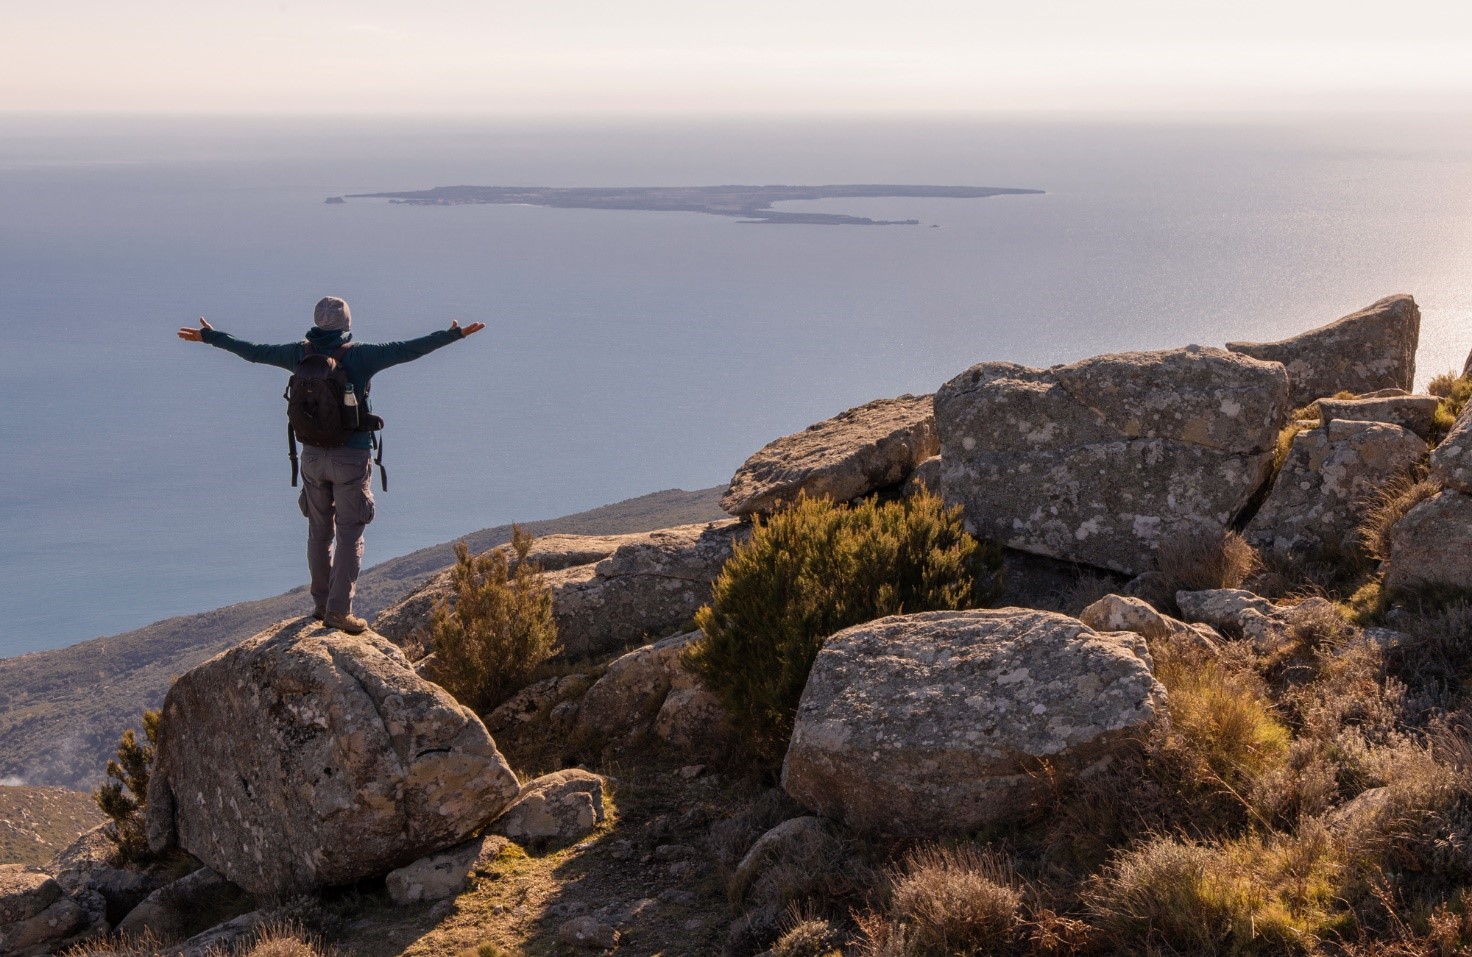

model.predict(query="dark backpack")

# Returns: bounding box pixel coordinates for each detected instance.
[283,344,389,490]
[286,343,354,448]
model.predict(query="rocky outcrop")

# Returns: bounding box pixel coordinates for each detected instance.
[376,521,747,661]
[1384,490,1472,593]
[1431,403,1472,493]
[491,770,607,847]
[1226,295,1420,407]
[1175,589,1341,650]
[1245,420,1426,559]
[49,825,160,926]
[0,865,106,956]
[782,609,1165,834]
[572,632,699,742]
[935,346,1289,575]
[721,395,939,516]
[145,619,521,898]
[1316,394,1441,441]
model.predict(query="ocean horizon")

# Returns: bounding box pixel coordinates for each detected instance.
[3,111,1470,657]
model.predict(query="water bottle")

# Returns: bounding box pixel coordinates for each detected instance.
[343,382,359,429]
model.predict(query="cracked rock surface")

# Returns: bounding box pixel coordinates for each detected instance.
[935,346,1289,575]
[782,609,1166,834]
[145,618,520,898]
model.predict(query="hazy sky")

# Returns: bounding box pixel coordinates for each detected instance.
[6,0,1472,113]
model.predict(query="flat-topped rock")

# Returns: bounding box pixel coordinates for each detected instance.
[935,346,1289,575]
[721,395,938,516]
[1316,394,1440,440]
[1245,419,1427,559]
[782,609,1165,834]
[1385,490,1472,593]
[1226,295,1420,407]
[145,619,521,898]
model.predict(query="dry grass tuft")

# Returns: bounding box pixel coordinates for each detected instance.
[1427,370,1472,443]
[771,913,845,957]
[1085,829,1343,956]
[1360,473,1440,563]
[1153,527,1262,609]
[883,844,1024,956]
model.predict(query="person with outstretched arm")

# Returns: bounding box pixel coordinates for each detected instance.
[178,296,484,634]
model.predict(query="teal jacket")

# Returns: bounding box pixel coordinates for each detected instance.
[202,324,464,450]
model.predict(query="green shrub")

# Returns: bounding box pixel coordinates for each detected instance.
[429,527,559,715]
[1428,370,1472,443]
[684,490,1002,763]
[93,709,160,865]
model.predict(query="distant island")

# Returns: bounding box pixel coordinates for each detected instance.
[334,184,1045,225]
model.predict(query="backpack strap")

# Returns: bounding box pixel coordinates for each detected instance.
[287,423,300,487]
[372,431,387,492]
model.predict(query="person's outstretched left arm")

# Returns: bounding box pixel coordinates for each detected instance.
[176,317,302,371]
[354,321,485,376]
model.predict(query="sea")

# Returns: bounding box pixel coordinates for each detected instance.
[3,111,1471,657]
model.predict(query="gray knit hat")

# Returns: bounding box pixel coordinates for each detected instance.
[313,296,351,332]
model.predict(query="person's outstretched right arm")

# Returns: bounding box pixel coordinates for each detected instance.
[177,317,300,372]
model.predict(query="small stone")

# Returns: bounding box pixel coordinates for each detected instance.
[559,916,620,950]
[609,840,634,861]
[679,765,706,780]
[658,888,695,904]
[653,844,696,861]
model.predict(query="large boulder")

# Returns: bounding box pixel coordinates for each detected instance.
[1245,419,1426,559]
[721,395,939,517]
[490,770,607,847]
[782,609,1165,834]
[935,346,1289,575]
[115,867,252,942]
[1316,394,1441,441]
[376,521,747,661]
[1226,295,1420,407]
[572,631,699,741]
[145,619,521,899]
[1384,490,1472,593]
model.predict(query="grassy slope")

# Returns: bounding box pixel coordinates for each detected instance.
[0,785,105,867]
[0,487,727,790]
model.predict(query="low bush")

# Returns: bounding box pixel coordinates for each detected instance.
[1428,370,1472,443]
[429,526,559,715]
[771,915,845,957]
[684,489,1002,763]
[93,708,160,865]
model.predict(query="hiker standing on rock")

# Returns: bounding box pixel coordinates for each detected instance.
[177,296,484,634]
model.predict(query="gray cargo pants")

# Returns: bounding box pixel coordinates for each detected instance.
[298,446,375,616]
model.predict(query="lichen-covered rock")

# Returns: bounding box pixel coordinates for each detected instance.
[49,825,160,926]
[1174,589,1341,650]
[385,835,509,905]
[904,454,943,496]
[721,395,939,516]
[654,686,734,752]
[492,770,607,846]
[1316,394,1441,440]
[559,915,620,950]
[486,674,593,733]
[145,619,521,898]
[115,867,252,941]
[1384,490,1472,593]
[379,522,746,662]
[1078,594,1218,651]
[782,609,1165,834]
[0,866,105,957]
[1431,403,1472,494]
[1226,294,1420,407]
[572,631,700,741]
[935,346,1289,575]
[1245,419,1427,558]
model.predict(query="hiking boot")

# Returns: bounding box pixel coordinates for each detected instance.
[312,604,326,621]
[323,611,367,635]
